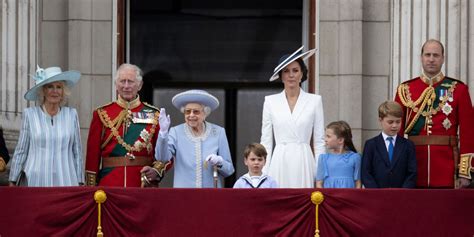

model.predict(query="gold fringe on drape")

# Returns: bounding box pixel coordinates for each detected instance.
[94,190,107,237]
[311,191,324,237]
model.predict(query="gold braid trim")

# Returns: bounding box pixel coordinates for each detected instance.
[85,170,97,186]
[458,154,473,179]
[397,84,434,133]
[97,108,159,153]
[397,81,457,134]
[98,109,128,149]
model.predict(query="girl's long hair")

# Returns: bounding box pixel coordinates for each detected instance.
[326,120,357,153]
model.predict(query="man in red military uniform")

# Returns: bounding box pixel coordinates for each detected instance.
[395,39,474,188]
[85,63,168,187]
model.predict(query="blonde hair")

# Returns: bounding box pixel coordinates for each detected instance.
[378,101,403,119]
[37,81,71,106]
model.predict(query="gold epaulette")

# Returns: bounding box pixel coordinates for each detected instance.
[143,102,160,112]
[94,101,114,111]
[401,77,419,84]
[447,77,466,85]
[459,154,473,179]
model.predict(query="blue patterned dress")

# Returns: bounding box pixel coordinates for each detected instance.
[316,151,361,188]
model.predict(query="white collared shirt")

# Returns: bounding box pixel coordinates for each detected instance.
[381,132,397,152]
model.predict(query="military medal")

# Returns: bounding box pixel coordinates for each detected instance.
[442,103,452,116]
[447,89,454,102]
[448,95,453,102]
[132,112,155,124]
[140,129,150,141]
[439,89,446,101]
[442,118,452,130]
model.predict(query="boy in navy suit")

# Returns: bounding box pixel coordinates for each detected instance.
[362,101,417,188]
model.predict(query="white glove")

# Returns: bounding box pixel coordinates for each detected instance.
[159,108,171,133]
[205,154,223,167]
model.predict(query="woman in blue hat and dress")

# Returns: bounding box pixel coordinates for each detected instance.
[9,66,83,186]
[150,89,234,188]
[260,46,325,188]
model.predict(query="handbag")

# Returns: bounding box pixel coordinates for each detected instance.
[16,170,28,186]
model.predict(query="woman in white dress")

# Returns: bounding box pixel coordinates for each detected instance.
[9,66,83,187]
[260,46,325,188]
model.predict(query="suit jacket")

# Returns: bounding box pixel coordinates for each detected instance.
[361,133,417,188]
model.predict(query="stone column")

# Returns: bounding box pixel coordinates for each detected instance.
[361,0,392,143]
[391,0,474,100]
[318,0,363,150]
[64,0,113,144]
[0,0,37,131]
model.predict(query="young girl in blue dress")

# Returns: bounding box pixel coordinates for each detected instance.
[316,121,361,188]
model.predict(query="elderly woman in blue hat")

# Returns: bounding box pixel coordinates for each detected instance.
[260,46,325,188]
[144,89,234,188]
[9,66,83,186]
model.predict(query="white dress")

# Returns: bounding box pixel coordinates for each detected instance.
[260,89,325,188]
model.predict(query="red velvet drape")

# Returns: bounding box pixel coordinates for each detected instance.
[0,187,473,237]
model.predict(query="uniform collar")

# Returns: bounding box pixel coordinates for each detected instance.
[117,95,141,110]
[420,71,444,85]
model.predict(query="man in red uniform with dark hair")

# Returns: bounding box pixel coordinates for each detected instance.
[395,39,474,188]
[85,63,169,187]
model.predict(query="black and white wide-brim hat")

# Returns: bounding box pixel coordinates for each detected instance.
[269,46,317,81]
[172,89,220,111]
[24,66,81,101]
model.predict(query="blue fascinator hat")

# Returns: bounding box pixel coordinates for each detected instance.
[172,90,219,111]
[24,66,81,101]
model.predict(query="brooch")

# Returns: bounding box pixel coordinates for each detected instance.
[442,103,452,116]
[442,118,452,130]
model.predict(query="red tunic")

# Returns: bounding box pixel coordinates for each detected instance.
[395,75,474,188]
[85,96,159,187]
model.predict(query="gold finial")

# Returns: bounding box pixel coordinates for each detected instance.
[311,191,324,205]
[94,190,107,203]
[94,190,107,237]
[311,191,324,237]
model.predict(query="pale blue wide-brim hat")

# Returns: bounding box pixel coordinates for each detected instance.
[269,46,317,81]
[24,66,81,101]
[172,90,219,111]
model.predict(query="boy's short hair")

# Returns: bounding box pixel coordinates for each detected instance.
[378,101,403,119]
[243,143,267,159]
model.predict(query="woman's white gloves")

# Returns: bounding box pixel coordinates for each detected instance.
[159,108,171,136]
[205,154,223,167]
